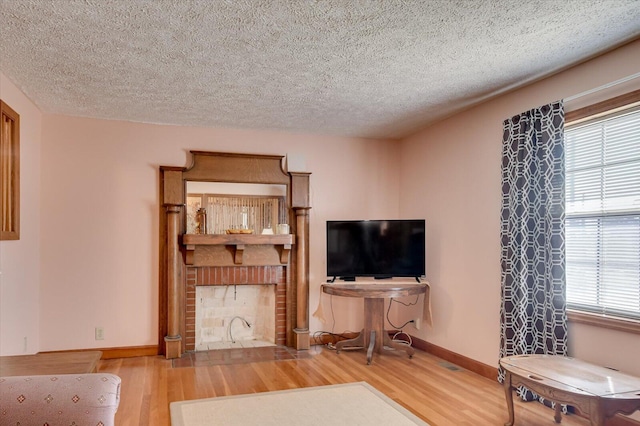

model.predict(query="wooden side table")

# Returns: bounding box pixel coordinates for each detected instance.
[500,354,640,426]
[322,281,427,364]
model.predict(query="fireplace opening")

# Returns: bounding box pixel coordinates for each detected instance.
[185,265,287,352]
[195,284,276,350]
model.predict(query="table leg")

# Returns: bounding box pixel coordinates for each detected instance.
[366,330,375,365]
[382,329,415,358]
[503,371,515,426]
[336,329,365,354]
[364,298,385,355]
[589,399,605,426]
[590,413,605,426]
[554,403,562,423]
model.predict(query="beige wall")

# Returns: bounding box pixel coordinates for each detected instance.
[0,72,42,355]
[2,39,638,380]
[399,40,640,376]
[37,115,399,351]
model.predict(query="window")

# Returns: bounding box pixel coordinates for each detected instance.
[565,93,640,323]
[1,100,20,241]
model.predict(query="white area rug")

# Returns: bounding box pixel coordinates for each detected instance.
[170,382,429,426]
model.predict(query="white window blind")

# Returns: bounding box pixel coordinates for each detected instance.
[565,106,640,320]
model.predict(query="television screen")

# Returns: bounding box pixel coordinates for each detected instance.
[326,220,425,280]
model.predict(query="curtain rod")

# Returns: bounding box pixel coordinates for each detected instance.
[564,72,640,102]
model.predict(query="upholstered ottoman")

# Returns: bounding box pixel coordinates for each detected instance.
[0,373,121,426]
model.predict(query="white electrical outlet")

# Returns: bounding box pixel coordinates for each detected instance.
[23,336,28,353]
[95,327,104,340]
[414,318,422,330]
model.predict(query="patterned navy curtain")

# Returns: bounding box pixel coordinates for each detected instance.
[498,101,567,402]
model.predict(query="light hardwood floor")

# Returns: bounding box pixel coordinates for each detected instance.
[99,346,592,426]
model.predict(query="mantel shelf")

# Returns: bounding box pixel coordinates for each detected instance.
[182,234,294,265]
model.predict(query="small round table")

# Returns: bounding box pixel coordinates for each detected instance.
[322,282,427,364]
[500,354,640,426]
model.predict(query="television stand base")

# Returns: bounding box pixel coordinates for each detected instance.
[325,287,425,364]
[336,326,415,365]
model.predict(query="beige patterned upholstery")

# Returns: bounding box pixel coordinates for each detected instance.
[0,373,121,426]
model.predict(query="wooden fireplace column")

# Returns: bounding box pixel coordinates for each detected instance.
[291,172,311,350]
[159,168,186,359]
[164,205,182,358]
[158,152,311,358]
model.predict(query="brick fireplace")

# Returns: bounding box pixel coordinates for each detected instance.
[185,265,286,351]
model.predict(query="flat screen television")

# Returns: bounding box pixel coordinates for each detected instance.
[326,219,425,281]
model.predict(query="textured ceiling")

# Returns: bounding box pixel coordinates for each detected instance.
[1,1,639,140]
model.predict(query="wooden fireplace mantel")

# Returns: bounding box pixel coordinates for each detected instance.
[158,151,311,358]
[182,233,294,265]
